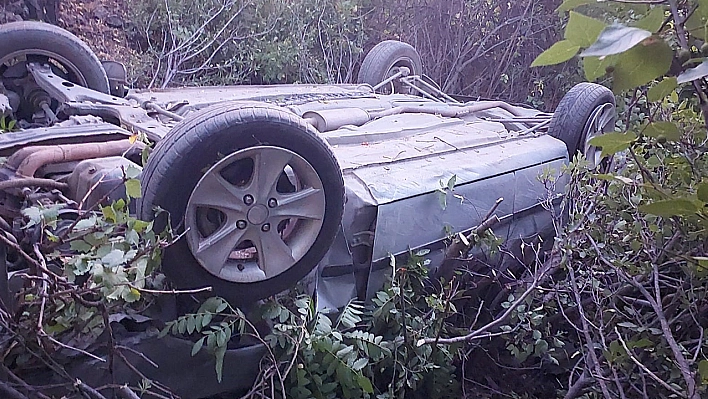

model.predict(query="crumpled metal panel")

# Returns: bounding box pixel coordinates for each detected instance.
[332,118,566,262]
[315,106,567,307]
[130,83,375,113]
[368,146,565,261]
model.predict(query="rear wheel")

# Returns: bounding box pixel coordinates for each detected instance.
[357,40,423,94]
[139,103,345,305]
[548,83,616,169]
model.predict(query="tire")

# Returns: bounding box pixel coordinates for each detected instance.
[139,102,345,305]
[0,21,110,93]
[357,40,423,94]
[548,83,616,166]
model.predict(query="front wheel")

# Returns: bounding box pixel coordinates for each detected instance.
[139,103,345,305]
[548,83,616,169]
[0,21,110,123]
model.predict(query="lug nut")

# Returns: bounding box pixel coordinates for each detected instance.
[244,195,254,205]
[268,198,278,208]
[237,220,247,229]
[261,223,271,232]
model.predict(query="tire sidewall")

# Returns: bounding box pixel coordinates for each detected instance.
[0,21,110,93]
[548,83,615,158]
[144,108,344,304]
[357,40,423,92]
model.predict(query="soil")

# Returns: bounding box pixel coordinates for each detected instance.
[56,0,138,68]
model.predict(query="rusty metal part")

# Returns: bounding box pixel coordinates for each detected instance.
[402,75,460,103]
[0,122,133,155]
[304,101,529,133]
[5,139,144,177]
[27,63,128,106]
[0,177,68,190]
[371,100,525,119]
[303,108,370,132]
[144,102,185,121]
[64,102,170,140]
[371,66,410,92]
[26,63,170,139]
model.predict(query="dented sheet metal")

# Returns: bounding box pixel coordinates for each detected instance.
[315,104,568,306]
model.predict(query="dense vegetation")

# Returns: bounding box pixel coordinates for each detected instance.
[124,0,570,106]
[0,0,706,398]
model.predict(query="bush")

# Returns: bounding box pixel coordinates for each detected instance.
[127,0,365,88]
[493,2,708,398]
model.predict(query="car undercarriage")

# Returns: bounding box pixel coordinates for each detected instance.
[0,21,616,397]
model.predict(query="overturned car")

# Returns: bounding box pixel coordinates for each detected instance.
[0,21,616,397]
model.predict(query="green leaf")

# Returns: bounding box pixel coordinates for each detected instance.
[336,345,354,358]
[687,7,708,41]
[74,214,98,231]
[22,204,65,228]
[102,249,126,268]
[446,174,457,191]
[532,40,580,67]
[216,329,228,347]
[589,132,637,157]
[352,358,368,371]
[177,319,187,334]
[114,198,126,211]
[125,164,142,179]
[141,146,150,166]
[692,257,708,278]
[611,39,673,93]
[595,174,634,184]
[647,77,677,102]
[437,190,447,210]
[565,12,607,47]
[677,60,708,84]
[617,321,638,329]
[633,6,666,32]
[557,0,596,12]
[581,24,652,57]
[202,312,213,327]
[643,121,681,141]
[191,337,205,356]
[70,240,94,253]
[356,374,374,394]
[125,179,142,199]
[102,205,117,223]
[698,359,708,385]
[187,316,196,334]
[159,324,171,338]
[123,287,141,303]
[639,199,697,217]
[697,182,708,202]
[214,344,226,382]
[583,56,616,81]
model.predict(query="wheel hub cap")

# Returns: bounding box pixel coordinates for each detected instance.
[184,145,326,284]
[247,204,269,225]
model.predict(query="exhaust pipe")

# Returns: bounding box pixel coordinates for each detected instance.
[5,139,144,178]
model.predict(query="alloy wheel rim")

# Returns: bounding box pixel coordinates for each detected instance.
[185,146,326,283]
[582,103,615,169]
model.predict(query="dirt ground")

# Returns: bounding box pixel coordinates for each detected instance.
[57,0,136,65]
